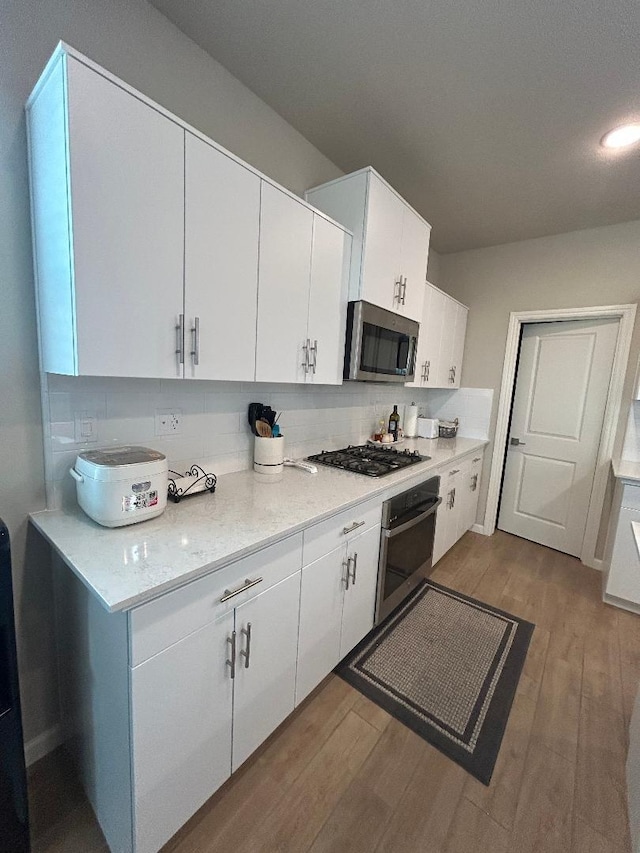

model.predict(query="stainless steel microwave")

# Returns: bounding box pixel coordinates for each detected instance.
[344,301,419,383]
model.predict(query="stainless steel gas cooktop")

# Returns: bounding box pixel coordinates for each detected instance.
[307,445,427,477]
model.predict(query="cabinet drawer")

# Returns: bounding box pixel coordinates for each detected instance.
[130,533,303,666]
[303,498,382,566]
[622,485,640,511]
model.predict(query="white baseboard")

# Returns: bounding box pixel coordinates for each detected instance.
[24,722,64,767]
[470,523,488,535]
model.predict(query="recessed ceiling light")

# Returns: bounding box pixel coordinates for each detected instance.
[601,123,640,149]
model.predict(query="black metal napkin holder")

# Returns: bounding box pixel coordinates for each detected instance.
[168,465,217,503]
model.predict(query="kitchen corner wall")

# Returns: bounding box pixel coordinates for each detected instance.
[440,219,640,544]
[42,375,493,511]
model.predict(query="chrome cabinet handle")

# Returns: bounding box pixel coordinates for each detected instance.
[510,437,526,446]
[343,557,351,590]
[471,474,478,491]
[400,277,407,305]
[447,490,454,509]
[452,365,456,383]
[220,577,263,603]
[190,316,200,366]
[240,623,252,669]
[301,339,310,373]
[473,457,482,462]
[425,360,430,383]
[342,520,365,535]
[175,314,184,364]
[226,631,236,679]
[310,339,318,374]
[449,469,460,476]
[394,278,403,304]
[452,487,456,508]
[349,552,358,586]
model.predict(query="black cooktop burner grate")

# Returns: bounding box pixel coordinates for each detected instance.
[307,444,425,477]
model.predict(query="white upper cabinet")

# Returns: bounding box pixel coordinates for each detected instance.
[359,175,405,311]
[27,45,351,383]
[306,167,431,322]
[27,53,185,378]
[407,283,467,389]
[306,215,350,384]
[256,184,350,385]
[255,183,313,384]
[184,133,260,381]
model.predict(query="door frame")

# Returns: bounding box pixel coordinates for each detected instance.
[483,303,637,569]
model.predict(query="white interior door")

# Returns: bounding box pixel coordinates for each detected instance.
[498,318,618,556]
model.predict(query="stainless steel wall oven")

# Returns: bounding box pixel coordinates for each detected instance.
[375,476,441,623]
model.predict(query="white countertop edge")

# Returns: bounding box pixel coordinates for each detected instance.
[633,522,640,560]
[30,437,488,613]
[612,458,640,483]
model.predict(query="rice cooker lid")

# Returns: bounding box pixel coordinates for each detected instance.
[75,446,167,482]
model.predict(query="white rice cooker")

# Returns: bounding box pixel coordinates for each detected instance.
[70,446,168,528]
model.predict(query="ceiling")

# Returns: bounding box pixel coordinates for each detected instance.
[148,0,640,253]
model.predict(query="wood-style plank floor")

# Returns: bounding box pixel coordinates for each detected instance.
[28,530,638,852]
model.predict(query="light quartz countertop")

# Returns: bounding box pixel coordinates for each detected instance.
[30,436,488,613]
[612,459,640,484]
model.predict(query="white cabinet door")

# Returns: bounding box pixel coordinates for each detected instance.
[407,283,447,388]
[66,57,184,379]
[451,303,468,388]
[339,525,381,659]
[232,572,301,771]
[422,286,447,387]
[360,174,404,313]
[433,468,460,565]
[399,207,429,322]
[437,296,459,387]
[256,182,313,383]
[131,611,234,853]
[296,548,346,705]
[184,134,260,381]
[307,214,349,385]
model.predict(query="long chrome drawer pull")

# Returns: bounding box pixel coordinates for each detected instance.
[342,520,365,535]
[220,577,263,603]
[343,557,351,590]
[226,631,236,679]
[473,457,482,462]
[240,623,252,669]
[449,469,460,476]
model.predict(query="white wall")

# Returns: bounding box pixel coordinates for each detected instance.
[1,0,343,755]
[440,220,640,533]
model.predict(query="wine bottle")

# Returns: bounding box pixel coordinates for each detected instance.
[388,405,400,441]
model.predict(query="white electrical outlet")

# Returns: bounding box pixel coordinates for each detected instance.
[155,409,183,435]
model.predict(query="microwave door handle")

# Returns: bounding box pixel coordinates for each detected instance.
[383,497,442,539]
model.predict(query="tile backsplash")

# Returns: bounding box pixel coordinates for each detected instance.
[41,374,494,510]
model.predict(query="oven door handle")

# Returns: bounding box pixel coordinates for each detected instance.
[382,497,442,539]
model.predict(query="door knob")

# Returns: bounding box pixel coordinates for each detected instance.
[510,437,526,446]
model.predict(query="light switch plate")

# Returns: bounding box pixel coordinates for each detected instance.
[74,411,98,443]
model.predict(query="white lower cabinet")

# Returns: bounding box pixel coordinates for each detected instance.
[433,451,484,565]
[605,483,640,605]
[296,523,381,705]
[129,535,302,853]
[131,611,234,853]
[232,572,301,770]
